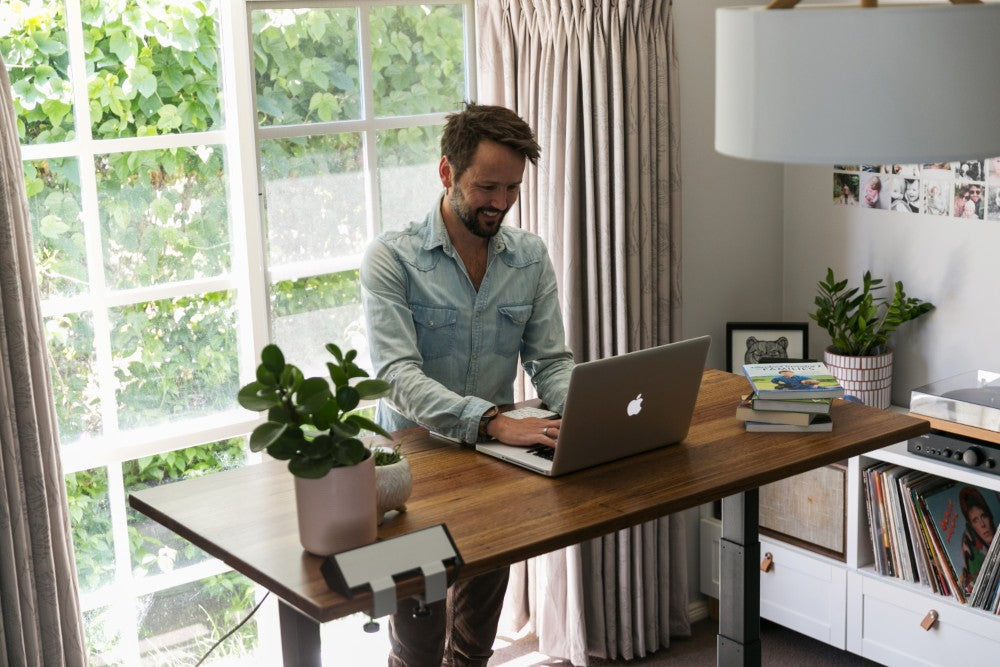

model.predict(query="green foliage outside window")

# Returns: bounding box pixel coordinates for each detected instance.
[23,157,87,299]
[369,4,465,117]
[1,0,74,143]
[111,291,239,429]
[271,271,361,318]
[81,0,223,139]
[96,145,231,290]
[252,7,360,125]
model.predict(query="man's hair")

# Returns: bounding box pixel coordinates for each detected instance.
[441,102,540,182]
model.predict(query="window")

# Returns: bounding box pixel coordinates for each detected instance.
[2,0,472,661]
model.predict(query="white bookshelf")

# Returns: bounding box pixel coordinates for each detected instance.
[700,414,1000,666]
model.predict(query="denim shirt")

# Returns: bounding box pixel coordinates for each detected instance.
[360,192,574,443]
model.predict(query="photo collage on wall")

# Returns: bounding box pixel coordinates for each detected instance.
[832,158,1000,221]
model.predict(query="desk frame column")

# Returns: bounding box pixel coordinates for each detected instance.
[278,600,322,667]
[717,489,761,667]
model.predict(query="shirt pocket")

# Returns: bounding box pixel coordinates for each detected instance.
[411,303,457,361]
[495,303,533,356]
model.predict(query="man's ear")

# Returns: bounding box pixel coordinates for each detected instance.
[439,156,452,189]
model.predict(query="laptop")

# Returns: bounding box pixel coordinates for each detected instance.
[476,335,711,477]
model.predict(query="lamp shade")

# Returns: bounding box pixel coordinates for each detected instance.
[715,3,1000,164]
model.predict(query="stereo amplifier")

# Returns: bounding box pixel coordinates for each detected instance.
[907,431,1000,476]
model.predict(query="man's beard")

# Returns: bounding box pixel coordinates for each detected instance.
[449,189,507,238]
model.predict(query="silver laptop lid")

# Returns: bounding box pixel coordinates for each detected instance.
[545,335,711,475]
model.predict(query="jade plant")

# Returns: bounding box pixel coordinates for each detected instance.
[809,268,934,357]
[237,343,391,478]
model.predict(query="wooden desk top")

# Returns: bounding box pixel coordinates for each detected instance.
[129,369,928,623]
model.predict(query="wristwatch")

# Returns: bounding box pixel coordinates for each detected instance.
[478,405,500,439]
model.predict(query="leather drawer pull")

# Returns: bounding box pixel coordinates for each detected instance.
[920,610,938,631]
[760,552,774,572]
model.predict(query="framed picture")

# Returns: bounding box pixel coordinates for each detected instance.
[725,321,809,373]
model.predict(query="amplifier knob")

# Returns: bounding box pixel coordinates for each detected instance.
[944,449,953,458]
[963,447,984,467]
[987,459,996,469]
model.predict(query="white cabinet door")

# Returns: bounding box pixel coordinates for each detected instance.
[849,571,1000,667]
[759,537,848,649]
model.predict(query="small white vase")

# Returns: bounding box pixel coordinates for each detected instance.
[293,452,377,556]
[823,345,894,409]
[375,453,412,526]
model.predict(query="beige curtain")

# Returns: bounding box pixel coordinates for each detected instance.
[0,56,87,666]
[478,1,686,663]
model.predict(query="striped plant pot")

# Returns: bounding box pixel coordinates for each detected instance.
[823,346,894,409]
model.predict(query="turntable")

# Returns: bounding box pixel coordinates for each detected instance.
[909,370,1000,432]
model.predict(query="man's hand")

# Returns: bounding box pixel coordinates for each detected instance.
[485,414,561,447]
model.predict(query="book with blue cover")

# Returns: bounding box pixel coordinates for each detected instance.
[741,361,845,400]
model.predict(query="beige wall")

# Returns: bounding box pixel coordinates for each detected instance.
[675,0,784,371]
[782,166,1000,406]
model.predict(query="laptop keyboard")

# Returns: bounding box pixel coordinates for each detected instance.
[526,445,555,460]
[503,406,559,420]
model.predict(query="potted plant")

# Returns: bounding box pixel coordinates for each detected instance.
[237,342,391,556]
[809,267,934,408]
[372,443,412,526]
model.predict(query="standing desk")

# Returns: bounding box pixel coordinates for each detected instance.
[129,369,928,666]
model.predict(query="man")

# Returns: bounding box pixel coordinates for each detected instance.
[771,369,820,391]
[968,183,983,218]
[360,102,575,666]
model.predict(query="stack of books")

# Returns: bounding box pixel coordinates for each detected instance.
[862,462,1000,611]
[736,361,845,432]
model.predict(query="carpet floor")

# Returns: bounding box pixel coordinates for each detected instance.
[489,617,882,666]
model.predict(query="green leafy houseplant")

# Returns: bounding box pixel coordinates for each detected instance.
[373,443,404,466]
[809,268,935,357]
[237,343,391,478]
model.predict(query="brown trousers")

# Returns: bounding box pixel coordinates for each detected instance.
[387,567,510,667]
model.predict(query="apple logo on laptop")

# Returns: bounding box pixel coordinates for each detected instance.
[626,393,643,416]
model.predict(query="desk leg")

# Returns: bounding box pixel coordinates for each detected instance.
[717,490,761,667]
[278,600,322,667]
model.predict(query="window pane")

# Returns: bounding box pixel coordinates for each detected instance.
[46,312,102,443]
[24,157,88,299]
[270,271,367,378]
[377,125,443,232]
[252,7,360,126]
[82,0,222,139]
[370,4,466,117]
[83,605,123,665]
[66,467,114,593]
[125,439,248,575]
[260,134,366,266]
[0,0,74,144]
[136,573,259,664]
[110,291,238,430]
[96,146,230,290]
